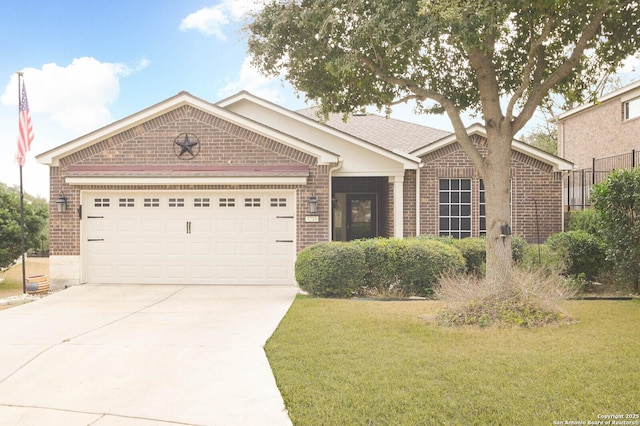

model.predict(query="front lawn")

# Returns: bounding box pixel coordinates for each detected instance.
[266,297,640,425]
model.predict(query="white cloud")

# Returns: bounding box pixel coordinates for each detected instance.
[0,56,149,198]
[217,56,288,104]
[1,57,149,134]
[179,0,261,40]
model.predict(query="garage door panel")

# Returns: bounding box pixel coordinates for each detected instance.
[84,191,295,285]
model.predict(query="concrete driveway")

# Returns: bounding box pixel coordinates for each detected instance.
[0,284,298,425]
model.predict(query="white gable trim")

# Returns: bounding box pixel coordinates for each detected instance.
[218,91,421,169]
[556,80,640,121]
[410,123,573,171]
[36,92,340,167]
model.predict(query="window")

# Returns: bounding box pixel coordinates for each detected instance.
[624,97,640,120]
[270,197,287,207]
[244,197,261,207]
[194,198,210,207]
[478,179,512,237]
[168,198,185,207]
[219,197,235,207]
[94,198,110,207]
[143,198,160,208]
[118,198,134,207]
[479,180,486,237]
[438,179,472,238]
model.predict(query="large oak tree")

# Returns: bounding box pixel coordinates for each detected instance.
[246,0,640,283]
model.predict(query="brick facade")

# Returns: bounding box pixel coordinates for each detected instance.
[45,93,568,288]
[49,105,329,257]
[558,87,640,170]
[419,138,563,242]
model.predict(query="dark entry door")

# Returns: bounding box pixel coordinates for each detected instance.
[346,194,377,240]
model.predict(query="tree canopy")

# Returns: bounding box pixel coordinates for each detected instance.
[246,0,640,282]
[249,1,639,135]
[0,183,48,270]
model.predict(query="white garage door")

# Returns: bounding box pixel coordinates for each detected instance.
[82,191,296,285]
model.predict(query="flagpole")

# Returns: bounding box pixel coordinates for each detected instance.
[17,71,27,294]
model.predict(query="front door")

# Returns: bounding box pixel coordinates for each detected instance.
[346,194,377,240]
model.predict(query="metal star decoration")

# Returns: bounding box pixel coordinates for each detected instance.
[173,133,201,160]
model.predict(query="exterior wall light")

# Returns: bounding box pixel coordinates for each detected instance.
[56,191,68,213]
[308,195,318,214]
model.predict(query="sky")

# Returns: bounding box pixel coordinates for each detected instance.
[1,0,639,199]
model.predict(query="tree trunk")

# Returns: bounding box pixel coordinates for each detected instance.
[483,128,514,285]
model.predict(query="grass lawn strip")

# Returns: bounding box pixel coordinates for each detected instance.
[266,297,640,425]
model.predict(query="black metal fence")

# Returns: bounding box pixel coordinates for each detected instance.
[565,149,640,211]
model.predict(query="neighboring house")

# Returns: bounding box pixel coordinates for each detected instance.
[557,80,640,170]
[37,91,572,289]
[556,80,640,209]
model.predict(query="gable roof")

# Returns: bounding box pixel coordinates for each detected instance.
[410,123,573,171]
[296,108,451,153]
[556,79,640,121]
[36,91,340,167]
[217,91,421,168]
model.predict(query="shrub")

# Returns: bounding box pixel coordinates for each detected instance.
[295,242,366,297]
[567,208,602,234]
[591,168,640,292]
[296,238,466,298]
[546,230,607,282]
[397,239,466,296]
[435,268,576,328]
[448,237,486,275]
[353,238,465,297]
[510,235,528,264]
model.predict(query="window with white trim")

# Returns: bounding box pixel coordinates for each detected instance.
[244,197,261,207]
[479,180,486,237]
[194,198,210,207]
[168,198,185,207]
[118,198,135,208]
[143,198,160,208]
[438,178,472,238]
[219,198,235,207]
[94,198,110,208]
[270,197,287,207]
[624,97,640,120]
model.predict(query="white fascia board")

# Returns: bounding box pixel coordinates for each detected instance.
[37,92,339,166]
[556,80,640,121]
[512,141,573,171]
[219,91,421,169]
[65,176,308,186]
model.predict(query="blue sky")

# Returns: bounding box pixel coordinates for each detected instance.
[1,0,639,199]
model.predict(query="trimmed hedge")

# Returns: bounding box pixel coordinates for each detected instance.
[295,238,465,297]
[295,242,366,297]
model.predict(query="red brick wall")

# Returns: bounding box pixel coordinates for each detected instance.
[49,105,329,256]
[403,170,417,238]
[419,139,563,242]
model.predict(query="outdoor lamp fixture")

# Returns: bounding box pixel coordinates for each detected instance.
[56,191,68,213]
[308,195,318,214]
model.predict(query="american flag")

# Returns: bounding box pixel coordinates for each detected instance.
[16,81,34,167]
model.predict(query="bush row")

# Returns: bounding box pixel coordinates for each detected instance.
[295,239,466,298]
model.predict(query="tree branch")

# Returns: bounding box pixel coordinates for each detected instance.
[513,5,609,132]
[359,55,487,175]
[506,13,555,120]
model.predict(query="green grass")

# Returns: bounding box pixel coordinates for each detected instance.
[266,297,640,425]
